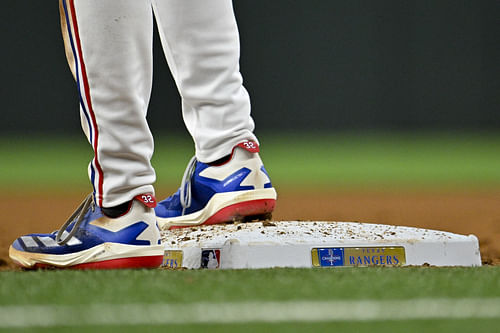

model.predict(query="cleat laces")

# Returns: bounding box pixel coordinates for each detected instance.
[55,193,96,245]
[179,156,197,216]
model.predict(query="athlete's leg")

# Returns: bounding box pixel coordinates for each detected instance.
[152,0,276,229]
[8,1,164,269]
[62,0,155,207]
[152,0,257,163]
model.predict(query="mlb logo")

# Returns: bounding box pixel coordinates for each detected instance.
[201,249,221,269]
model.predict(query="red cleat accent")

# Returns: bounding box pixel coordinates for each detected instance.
[134,194,157,208]
[27,256,164,270]
[170,198,276,230]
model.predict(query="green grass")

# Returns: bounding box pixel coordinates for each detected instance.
[0,267,499,332]
[262,131,500,189]
[4,320,500,333]
[1,267,500,305]
[2,131,500,191]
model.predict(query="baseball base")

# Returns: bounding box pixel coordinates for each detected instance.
[160,221,481,269]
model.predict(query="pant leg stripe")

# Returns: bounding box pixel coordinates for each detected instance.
[60,0,93,145]
[65,0,104,206]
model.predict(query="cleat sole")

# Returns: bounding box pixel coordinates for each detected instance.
[170,198,275,229]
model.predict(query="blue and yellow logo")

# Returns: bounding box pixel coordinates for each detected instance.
[162,250,183,269]
[311,247,406,267]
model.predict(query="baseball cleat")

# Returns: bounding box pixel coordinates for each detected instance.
[9,194,163,269]
[155,141,277,230]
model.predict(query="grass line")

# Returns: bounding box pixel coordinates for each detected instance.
[1,298,499,328]
[2,132,500,190]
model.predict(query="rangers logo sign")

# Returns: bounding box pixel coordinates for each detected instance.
[312,247,406,267]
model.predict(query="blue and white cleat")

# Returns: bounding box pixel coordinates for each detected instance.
[9,194,163,269]
[155,141,277,230]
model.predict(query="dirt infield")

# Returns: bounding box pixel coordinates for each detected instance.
[1,189,499,269]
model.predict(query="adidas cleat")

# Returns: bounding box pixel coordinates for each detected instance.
[155,141,277,230]
[9,194,163,269]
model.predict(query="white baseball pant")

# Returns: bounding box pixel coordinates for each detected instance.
[60,0,257,207]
